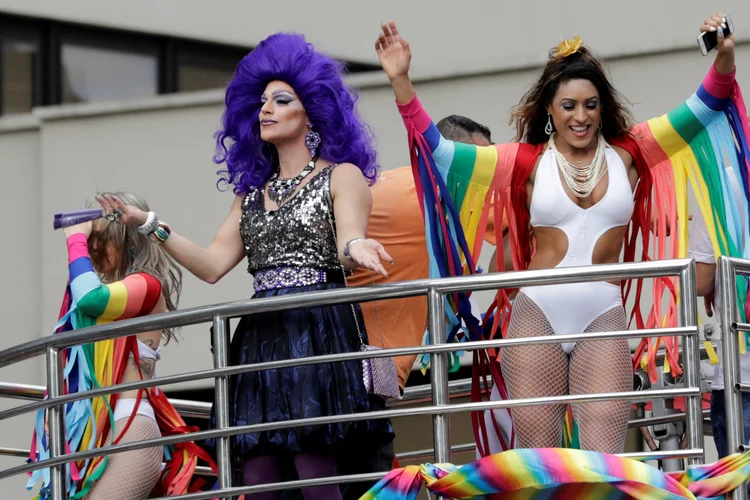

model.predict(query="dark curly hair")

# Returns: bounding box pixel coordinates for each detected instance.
[510,45,634,145]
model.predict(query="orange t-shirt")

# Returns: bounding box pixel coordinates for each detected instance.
[349,166,503,388]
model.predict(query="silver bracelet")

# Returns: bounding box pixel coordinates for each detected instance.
[343,237,366,261]
[137,211,159,234]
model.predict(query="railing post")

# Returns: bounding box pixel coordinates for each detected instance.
[718,257,747,500]
[427,288,451,464]
[679,261,704,466]
[46,346,66,500]
[212,315,232,499]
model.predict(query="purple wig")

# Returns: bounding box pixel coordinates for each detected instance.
[214,33,379,193]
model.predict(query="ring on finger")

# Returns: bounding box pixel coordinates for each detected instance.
[105,211,121,223]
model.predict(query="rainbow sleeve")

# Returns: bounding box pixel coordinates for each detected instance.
[396,96,486,354]
[27,234,214,499]
[397,97,513,261]
[396,97,520,345]
[623,64,750,381]
[361,448,750,499]
[66,233,162,322]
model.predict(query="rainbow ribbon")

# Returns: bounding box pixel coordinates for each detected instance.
[361,448,750,499]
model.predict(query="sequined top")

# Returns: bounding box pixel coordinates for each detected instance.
[240,164,341,273]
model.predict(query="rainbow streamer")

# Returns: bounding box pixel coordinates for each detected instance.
[361,448,750,499]
[26,234,215,498]
[397,62,750,454]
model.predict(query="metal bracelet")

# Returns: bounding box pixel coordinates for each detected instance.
[343,237,366,261]
[137,211,159,235]
[149,222,171,244]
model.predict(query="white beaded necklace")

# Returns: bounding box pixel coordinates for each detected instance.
[548,132,608,199]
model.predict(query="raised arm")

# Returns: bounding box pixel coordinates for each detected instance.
[64,226,161,320]
[377,20,520,267]
[628,13,736,161]
[377,21,510,202]
[98,193,246,284]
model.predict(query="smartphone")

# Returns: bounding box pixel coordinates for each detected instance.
[698,13,734,56]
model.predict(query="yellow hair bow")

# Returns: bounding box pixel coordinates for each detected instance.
[554,36,583,58]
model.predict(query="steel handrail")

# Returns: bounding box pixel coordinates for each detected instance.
[1,331,714,413]
[717,256,750,500]
[0,260,693,368]
[0,386,698,482]
[0,326,694,424]
[0,259,700,499]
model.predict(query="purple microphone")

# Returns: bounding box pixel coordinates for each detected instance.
[53,209,104,230]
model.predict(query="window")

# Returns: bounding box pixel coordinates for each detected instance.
[61,40,158,104]
[0,13,379,116]
[177,50,240,92]
[1,29,40,115]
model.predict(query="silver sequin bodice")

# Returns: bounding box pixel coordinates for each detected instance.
[240,165,340,273]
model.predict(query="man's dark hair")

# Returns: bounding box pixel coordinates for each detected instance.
[436,115,493,143]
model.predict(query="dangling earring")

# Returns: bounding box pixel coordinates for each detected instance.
[598,120,603,133]
[544,113,554,135]
[305,123,321,158]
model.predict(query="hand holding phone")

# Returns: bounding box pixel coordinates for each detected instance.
[698,13,734,56]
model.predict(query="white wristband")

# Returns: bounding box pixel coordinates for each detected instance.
[137,211,159,234]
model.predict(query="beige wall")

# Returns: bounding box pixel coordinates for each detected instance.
[0,0,748,78]
[0,119,44,497]
[0,36,747,497]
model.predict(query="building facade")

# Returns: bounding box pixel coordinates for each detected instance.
[1,0,749,496]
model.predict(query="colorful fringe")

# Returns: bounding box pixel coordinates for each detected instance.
[27,234,216,498]
[360,448,750,499]
[397,62,750,456]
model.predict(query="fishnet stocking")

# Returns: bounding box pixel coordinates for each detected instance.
[570,306,632,454]
[501,294,632,453]
[83,416,163,500]
[500,293,568,448]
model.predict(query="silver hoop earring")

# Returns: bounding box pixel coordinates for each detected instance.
[544,113,554,135]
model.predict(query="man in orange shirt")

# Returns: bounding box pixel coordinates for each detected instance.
[347,115,495,387]
[340,115,498,500]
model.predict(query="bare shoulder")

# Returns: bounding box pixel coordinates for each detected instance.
[330,162,367,190]
[330,162,364,179]
[230,193,245,211]
[528,152,545,184]
[611,144,634,169]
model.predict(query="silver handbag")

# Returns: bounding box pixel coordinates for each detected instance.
[360,344,402,400]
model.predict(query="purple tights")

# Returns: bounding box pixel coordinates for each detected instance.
[242,454,341,500]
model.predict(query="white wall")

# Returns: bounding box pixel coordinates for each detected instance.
[0,119,44,499]
[0,0,749,78]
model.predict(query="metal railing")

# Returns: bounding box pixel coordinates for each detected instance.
[718,256,750,500]
[0,259,702,499]
[0,374,714,466]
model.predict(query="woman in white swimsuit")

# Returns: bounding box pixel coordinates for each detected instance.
[374,13,736,454]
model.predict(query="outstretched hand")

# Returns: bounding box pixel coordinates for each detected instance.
[375,20,412,82]
[348,238,394,278]
[96,193,148,226]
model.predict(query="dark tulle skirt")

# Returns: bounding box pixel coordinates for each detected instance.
[208,283,394,460]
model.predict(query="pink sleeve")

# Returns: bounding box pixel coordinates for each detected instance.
[397,95,433,133]
[703,63,736,99]
[67,233,90,264]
